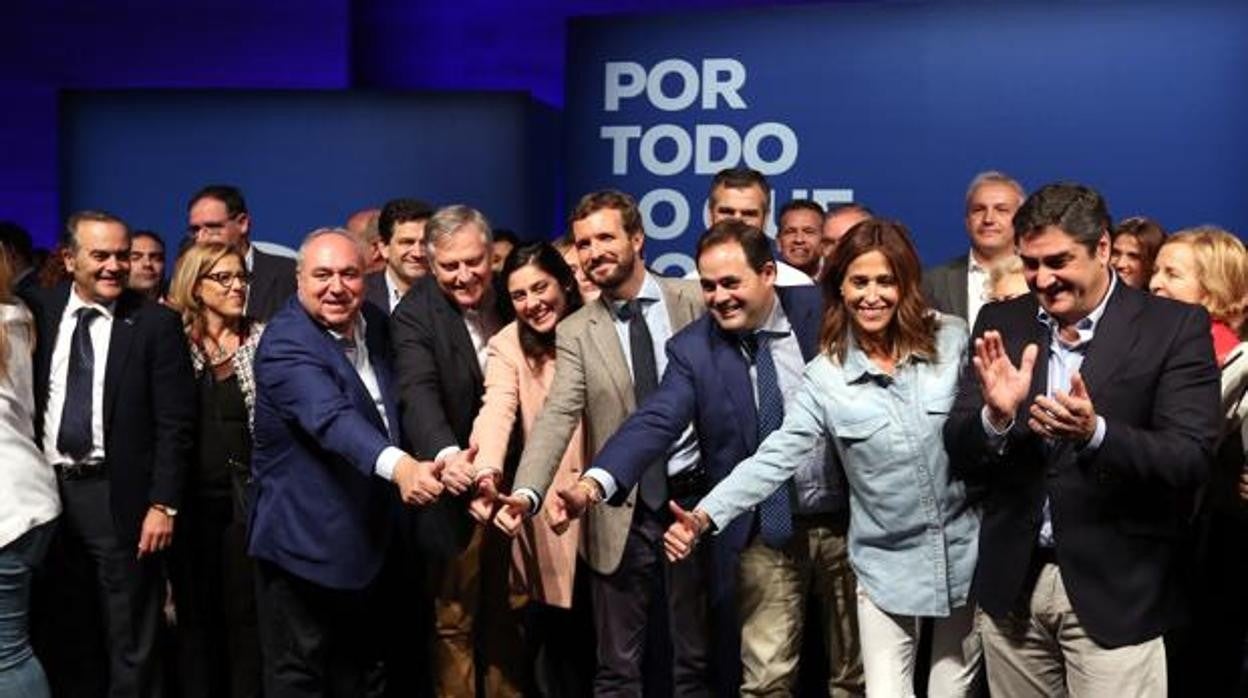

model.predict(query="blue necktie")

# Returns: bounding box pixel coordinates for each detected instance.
[57,306,100,462]
[747,332,793,548]
[619,299,667,510]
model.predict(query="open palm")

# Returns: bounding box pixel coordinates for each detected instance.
[972,331,1037,427]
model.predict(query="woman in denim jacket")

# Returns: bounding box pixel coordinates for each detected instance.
[665,219,982,697]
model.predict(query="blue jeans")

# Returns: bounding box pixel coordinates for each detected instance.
[0,519,57,698]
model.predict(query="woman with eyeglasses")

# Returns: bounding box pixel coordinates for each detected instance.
[165,242,264,698]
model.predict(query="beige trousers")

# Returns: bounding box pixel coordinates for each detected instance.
[736,523,864,698]
[979,562,1167,698]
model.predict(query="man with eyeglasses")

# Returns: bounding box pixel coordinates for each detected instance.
[187,185,296,321]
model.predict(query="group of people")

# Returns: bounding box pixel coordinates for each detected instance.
[0,168,1245,698]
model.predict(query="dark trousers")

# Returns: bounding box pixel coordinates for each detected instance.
[168,494,261,698]
[254,558,373,698]
[526,562,596,698]
[33,476,164,698]
[590,505,711,698]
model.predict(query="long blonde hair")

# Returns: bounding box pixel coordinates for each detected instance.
[166,242,247,341]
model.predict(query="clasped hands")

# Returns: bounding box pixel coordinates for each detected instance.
[973,330,1098,444]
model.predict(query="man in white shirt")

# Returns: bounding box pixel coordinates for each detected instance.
[365,198,434,313]
[922,171,1025,327]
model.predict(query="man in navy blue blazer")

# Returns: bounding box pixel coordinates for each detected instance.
[248,228,443,697]
[560,220,864,697]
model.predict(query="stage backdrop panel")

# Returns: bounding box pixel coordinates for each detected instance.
[565,1,1248,273]
[60,90,560,250]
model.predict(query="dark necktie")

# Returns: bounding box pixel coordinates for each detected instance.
[57,307,101,462]
[745,332,794,548]
[620,299,667,510]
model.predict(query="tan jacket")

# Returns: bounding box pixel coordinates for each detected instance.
[513,276,704,575]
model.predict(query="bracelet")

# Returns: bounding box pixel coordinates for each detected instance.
[152,503,178,518]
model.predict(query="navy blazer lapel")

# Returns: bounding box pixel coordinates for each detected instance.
[363,313,401,445]
[711,324,760,452]
[778,288,821,361]
[103,293,140,430]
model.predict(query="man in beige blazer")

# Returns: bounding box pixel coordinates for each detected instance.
[508,190,709,696]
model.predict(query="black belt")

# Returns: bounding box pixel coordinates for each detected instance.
[667,464,708,502]
[56,461,106,481]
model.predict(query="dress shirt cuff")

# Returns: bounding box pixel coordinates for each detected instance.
[583,468,619,502]
[374,446,406,482]
[514,488,542,518]
[1080,416,1107,453]
[434,445,461,465]
[697,496,730,536]
[980,406,1013,455]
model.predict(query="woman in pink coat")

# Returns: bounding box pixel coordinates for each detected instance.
[462,241,591,693]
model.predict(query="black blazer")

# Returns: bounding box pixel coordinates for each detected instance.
[246,248,296,322]
[944,283,1221,647]
[28,284,197,544]
[921,254,969,321]
[365,271,392,315]
[390,274,515,557]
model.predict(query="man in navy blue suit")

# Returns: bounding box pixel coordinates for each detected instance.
[248,228,443,697]
[558,219,865,697]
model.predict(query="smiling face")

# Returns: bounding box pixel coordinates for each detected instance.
[572,208,643,294]
[1149,242,1206,306]
[697,240,776,333]
[198,253,248,323]
[965,182,1021,260]
[1019,226,1111,327]
[66,219,131,305]
[430,224,492,311]
[1110,233,1147,288]
[777,208,822,275]
[840,249,899,344]
[508,263,569,334]
[297,233,365,334]
[384,219,429,284]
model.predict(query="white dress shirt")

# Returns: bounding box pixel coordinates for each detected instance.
[331,316,405,481]
[384,268,405,313]
[42,289,113,467]
[966,252,990,329]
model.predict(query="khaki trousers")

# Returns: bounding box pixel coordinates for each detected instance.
[736,523,864,697]
[979,562,1166,698]
[428,525,527,698]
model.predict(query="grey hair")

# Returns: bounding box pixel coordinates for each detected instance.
[965,171,1026,212]
[295,227,367,271]
[424,205,493,254]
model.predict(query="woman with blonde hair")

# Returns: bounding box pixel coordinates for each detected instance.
[165,241,264,698]
[1151,226,1248,694]
[0,246,60,697]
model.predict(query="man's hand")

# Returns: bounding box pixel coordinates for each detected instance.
[1029,371,1098,443]
[468,472,500,523]
[441,444,479,495]
[972,331,1038,430]
[492,492,533,538]
[550,478,603,534]
[395,455,444,506]
[663,501,708,562]
[137,505,175,559]
[1237,467,1248,503]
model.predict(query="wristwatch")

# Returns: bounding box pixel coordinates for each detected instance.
[152,503,178,518]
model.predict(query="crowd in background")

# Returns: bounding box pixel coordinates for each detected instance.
[0,167,1245,698]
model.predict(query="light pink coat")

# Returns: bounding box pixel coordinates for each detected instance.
[470,322,583,608]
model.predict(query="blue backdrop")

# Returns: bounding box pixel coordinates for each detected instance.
[564,1,1248,273]
[60,91,559,248]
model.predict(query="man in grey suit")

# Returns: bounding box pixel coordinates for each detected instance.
[497,190,711,696]
[922,171,1025,327]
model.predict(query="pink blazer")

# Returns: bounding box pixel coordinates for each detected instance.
[470,322,583,608]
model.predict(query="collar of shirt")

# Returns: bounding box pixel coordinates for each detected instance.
[967,250,988,275]
[840,328,927,385]
[1035,272,1118,350]
[384,268,404,305]
[244,245,255,273]
[65,288,116,322]
[327,315,367,358]
[610,271,663,316]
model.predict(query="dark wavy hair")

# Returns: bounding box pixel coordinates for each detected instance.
[819,218,937,364]
[501,242,583,363]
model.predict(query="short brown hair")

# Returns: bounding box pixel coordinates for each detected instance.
[568,190,644,238]
[1112,216,1167,280]
[819,218,937,364]
[696,219,774,274]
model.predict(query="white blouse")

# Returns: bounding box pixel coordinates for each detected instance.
[0,301,60,548]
